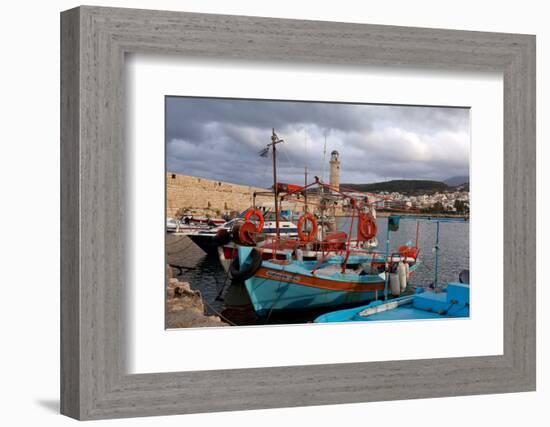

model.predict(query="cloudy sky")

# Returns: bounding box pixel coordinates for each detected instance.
[166,97,470,188]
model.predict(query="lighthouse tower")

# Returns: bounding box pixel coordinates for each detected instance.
[329,150,340,191]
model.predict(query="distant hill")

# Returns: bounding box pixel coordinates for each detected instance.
[342,180,448,194]
[444,175,469,186]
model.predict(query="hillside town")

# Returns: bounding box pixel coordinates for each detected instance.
[374,187,470,215]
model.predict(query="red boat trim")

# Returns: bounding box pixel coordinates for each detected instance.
[254,267,385,292]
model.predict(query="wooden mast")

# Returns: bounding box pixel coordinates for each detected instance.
[304,130,308,212]
[270,129,284,238]
[304,166,308,212]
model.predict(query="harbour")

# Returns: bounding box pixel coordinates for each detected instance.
[165,99,471,329]
[167,215,469,327]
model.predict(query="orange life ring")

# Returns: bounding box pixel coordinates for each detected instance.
[297,212,318,242]
[244,209,265,232]
[238,221,258,246]
[358,213,378,241]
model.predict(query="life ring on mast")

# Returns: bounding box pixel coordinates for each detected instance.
[358,213,378,241]
[297,212,318,242]
[244,209,265,232]
[237,221,258,246]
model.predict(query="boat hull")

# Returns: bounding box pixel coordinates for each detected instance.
[314,282,470,323]
[187,233,221,256]
[192,220,299,257]
[244,266,386,316]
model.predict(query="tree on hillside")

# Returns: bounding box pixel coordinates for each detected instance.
[454,199,470,214]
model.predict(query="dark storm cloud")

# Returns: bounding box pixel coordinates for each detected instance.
[166,97,470,188]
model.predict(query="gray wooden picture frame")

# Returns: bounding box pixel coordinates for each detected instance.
[60,5,536,420]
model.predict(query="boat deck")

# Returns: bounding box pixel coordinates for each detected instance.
[358,305,445,321]
[314,283,469,323]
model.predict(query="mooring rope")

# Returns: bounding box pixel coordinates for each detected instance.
[201,298,238,326]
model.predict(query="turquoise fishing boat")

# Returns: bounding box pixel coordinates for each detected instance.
[314,281,469,323]
[229,130,437,317]
[235,214,468,317]
[236,246,420,316]
[314,215,470,323]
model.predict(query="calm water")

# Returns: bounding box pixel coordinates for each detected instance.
[175,217,469,325]
[336,216,470,288]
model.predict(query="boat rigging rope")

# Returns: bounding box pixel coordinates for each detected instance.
[168,264,197,276]
[279,144,297,171]
[438,300,468,316]
[259,153,271,185]
[342,207,356,272]
[201,298,238,326]
[215,254,235,300]
[264,273,287,323]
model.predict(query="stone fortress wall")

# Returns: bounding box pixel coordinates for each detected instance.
[166,173,266,218]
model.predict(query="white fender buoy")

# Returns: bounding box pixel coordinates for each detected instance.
[397,260,408,292]
[390,273,401,296]
[316,226,323,241]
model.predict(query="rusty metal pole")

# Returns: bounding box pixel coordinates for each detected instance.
[304,166,308,213]
[271,129,280,239]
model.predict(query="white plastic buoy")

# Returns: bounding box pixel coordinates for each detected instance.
[390,273,401,296]
[397,260,408,292]
[316,226,323,241]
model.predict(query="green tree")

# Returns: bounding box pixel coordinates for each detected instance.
[454,200,469,214]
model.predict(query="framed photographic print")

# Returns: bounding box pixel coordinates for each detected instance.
[61,6,535,420]
[164,97,472,331]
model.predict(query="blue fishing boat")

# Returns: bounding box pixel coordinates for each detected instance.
[314,215,470,323]
[236,246,420,316]
[236,213,468,317]
[230,130,429,317]
[314,281,469,323]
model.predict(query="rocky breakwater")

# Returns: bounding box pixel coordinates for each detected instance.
[166,266,229,328]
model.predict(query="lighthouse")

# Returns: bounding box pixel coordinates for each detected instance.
[329,150,340,191]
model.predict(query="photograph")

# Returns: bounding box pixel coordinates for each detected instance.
[165,97,471,328]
